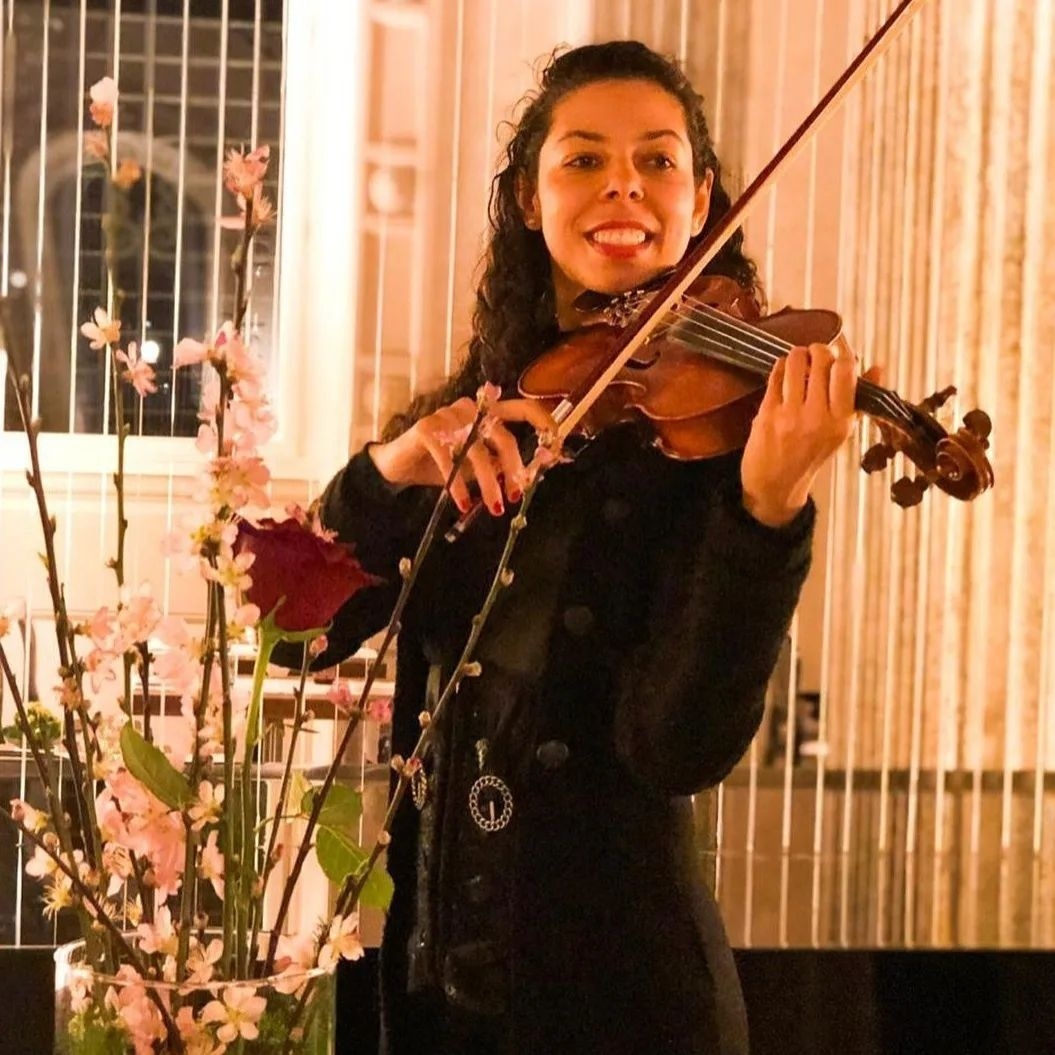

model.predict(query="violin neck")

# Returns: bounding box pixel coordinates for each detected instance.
[666,306,913,430]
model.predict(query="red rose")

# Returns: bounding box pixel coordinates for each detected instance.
[234,517,379,633]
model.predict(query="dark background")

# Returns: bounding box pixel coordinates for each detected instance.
[6,947,1055,1055]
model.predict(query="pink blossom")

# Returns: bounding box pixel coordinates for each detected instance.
[199,829,224,898]
[176,1005,225,1055]
[223,144,270,199]
[105,965,165,1055]
[24,844,57,879]
[326,681,355,715]
[219,189,276,231]
[102,842,134,896]
[201,985,267,1044]
[173,336,210,368]
[318,913,364,969]
[115,342,157,398]
[89,76,118,128]
[187,780,224,831]
[366,695,393,724]
[113,157,142,189]
[10,799,47,833]
[116,584,162,649]
[205,453,271,512]
[270,933,316,995]
[83,646,118,692]
[136,905,178,957]
[477,380,503,410]
[80,307,121,349]
[184,937,223,986]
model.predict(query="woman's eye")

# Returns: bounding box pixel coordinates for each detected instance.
[649,153,676,169]
[566,154,600,169]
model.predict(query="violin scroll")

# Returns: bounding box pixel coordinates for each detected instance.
[861,385,994,508]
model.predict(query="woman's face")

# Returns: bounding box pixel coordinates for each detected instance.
[523,78,713,325]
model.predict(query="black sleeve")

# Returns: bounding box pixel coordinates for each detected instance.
[611,459,815,796]
[271,448,435,670]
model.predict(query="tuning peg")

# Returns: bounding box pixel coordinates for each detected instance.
[962,409,992,445]
[920,386,957,415]
[861,441,895,474]
[890,475,930,508]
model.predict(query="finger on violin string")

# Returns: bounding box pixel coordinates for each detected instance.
[759,356,786,411]
[829,344,859,418]
[805,343,837,414]
[782,345,810,405]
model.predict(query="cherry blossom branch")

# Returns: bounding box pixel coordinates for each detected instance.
[176,592,218,982]
[250,647,312,962]
[0,810,183,1047]
[0,643,76,859]
[263,412,490,972]
[0,330,99,870]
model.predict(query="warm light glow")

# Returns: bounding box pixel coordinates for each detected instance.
[140,339,161,364]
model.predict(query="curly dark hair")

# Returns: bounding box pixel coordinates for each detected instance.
[383,39,760,440]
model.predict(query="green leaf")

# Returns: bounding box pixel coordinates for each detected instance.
[287,769,313,817]
[119,723,193,810]
[358,859,394,910]
[315,826,367,885]
[314,825,393,910]
[302,783,362,829]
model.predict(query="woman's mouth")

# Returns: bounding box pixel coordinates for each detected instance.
[586,225,654,258]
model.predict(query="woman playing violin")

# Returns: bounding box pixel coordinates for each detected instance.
[308,40,876,1055]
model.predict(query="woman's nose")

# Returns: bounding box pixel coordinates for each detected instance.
[602,162,644,200]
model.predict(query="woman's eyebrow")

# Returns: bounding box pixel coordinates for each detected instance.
[556,129,685,144]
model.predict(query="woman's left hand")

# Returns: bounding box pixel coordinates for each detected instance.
[740,343,882,528]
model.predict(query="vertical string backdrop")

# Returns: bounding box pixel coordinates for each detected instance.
[789,0,1055,948]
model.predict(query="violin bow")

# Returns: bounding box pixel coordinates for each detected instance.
[549,0,932,445]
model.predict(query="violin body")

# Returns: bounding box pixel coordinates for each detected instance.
[520,275,843,460]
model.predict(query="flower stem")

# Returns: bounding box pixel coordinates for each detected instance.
[251,646,311,965]
[237,625,277,976]
[262,412,489,971]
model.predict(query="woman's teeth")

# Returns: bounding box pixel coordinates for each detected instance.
[590,228,648,246]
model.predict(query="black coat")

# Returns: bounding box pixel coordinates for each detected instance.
[312,423,815,1055]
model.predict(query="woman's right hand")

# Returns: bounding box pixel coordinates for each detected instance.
[368,396,557,516]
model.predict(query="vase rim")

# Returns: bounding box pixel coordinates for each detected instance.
[54,934,336,992]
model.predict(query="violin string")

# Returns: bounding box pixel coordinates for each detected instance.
[649,295,915,426]
[680,297,915,426]
[675,296,913,425]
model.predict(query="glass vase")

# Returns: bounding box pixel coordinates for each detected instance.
[53,936,335,1054]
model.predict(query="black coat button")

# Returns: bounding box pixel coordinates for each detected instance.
[535,739,570,770]
[562,605,594,635]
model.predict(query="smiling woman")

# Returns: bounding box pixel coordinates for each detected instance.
[285,39,872,1055]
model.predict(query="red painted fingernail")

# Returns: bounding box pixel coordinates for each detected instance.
[491,500,505,516]
[456,497,471,514]
[508,488,522,503]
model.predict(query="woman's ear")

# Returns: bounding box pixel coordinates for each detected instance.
[516,174,542,230]
[691,169,715,237]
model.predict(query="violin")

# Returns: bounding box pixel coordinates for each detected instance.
[518,273,994,508]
